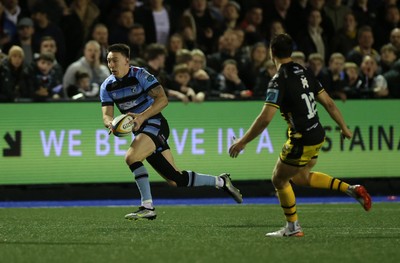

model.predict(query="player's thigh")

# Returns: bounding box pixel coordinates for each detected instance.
[126,133,156,162]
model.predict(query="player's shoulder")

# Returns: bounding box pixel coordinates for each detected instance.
[101,74,117,90]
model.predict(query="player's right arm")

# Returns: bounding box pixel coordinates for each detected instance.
[316,90,352,139]
[102,105,114,129]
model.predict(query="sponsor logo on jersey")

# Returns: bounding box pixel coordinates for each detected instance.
[266,88,279,103]
[147,75,155,82]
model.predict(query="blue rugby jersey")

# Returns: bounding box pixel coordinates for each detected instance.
[100,66,160,114]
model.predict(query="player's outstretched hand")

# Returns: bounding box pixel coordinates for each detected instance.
[229,137,245,158]
[341,127,353,139]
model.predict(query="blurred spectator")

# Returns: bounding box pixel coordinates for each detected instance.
[0,1,16,49]
[347,25,380,66]
[207,29,248,74]
[351,0,377,28]
[319,52,347,100]
[106,0,138,27]
[170,63,205,103]
[307,52,328,85]
[37,35,64,86]
[1,0,28,25]
[379,43,398,74]
[127,23,146,62]
[109,8,134,44]
[90,23,109,64]
[389,27,400,55]
[143,43,170,89]
[358,55,389,98]
[291,51,306,67]
[180,0,221,54]
[375,4,400,49]
[343,61,363,99]
[69,0,100,40]
[165,32,184,74]
[208,0,229,23]
[239,5,265,45]
[2,17,35,65]
[31,3,66,68]
[221,0,241,30]
[135,0,175,46]
[214,59,252,100]
[29,52,63,101]
[188,48,217,98]
[263,0,298,39]
[63,40,109,95]
[175,48,192,65]
[383,58,400,98]
[66,70,99,100]
[0,45,32,102]
[306,0,335,44]
[253,59,277,99]
[297,8,330,62]
[324,0,351,32]
[242,42,269,90]
[332,12,358,55]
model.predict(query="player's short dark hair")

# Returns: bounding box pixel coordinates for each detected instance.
[270,33,293,59]
[108,44,130,59]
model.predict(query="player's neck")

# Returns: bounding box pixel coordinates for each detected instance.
[274,57,292,71]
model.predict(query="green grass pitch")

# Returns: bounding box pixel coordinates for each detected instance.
[1,203,399,263]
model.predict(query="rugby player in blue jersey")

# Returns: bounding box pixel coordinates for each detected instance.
[100,44,242,220]
[229,34,371,237]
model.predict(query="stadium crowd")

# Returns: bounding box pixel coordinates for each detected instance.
[1,0,400,103]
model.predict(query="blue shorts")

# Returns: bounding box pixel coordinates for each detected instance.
[134,113,170,152]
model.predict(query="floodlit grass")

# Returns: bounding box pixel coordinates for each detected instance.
[0,203,399,263]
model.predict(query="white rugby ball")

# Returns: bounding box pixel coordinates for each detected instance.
[111,114,135,137]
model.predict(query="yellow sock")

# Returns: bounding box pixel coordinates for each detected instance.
[277,184,298,222]
[309,172,349,193]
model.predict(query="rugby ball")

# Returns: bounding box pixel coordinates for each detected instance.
[111,114,135,137]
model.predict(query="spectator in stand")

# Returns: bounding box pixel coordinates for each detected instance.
[291,51,306,67]
[29,52,63,101]
[253,59,277,99]
[389,27,400,55]
[188,48,217,99]
[347,25,380,66]
[351,0,377,29]
[208,0,229,23]
[379,43,398,74]
[297,8,330,63]
[1,0,28,26]
[180,0,221,54]
[324,0,351,33]
[66,70,99,100]
[37,36,64,86]
[164,33,184,74]
[142,43,170,91]
[0,45,32,102]
[207,29,248,75]
[358,55,389,98]
[109,8,134,44]
[319,52,347,101]
[343,61,363,99]
[106,0,138,27]
[170,63,205,103]
[306,0,335,44]
[213,59,252,100]
[90,23,109,64]
[307,52,329,85]
[332,12,358,56]
[242,42,269,91]
[375,4,400,49]
[221,0,241,31]
[383,58,400,98]
[127,23,146,62]
[239,5,265,46]
[135,0,175,46]
[69,0,100,40]
[31,3,66,68]
[2,17,35,65]
[63,40,109,96]
[263,0,298,39]
[0,1,16,49]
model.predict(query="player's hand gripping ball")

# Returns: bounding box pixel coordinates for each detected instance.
[110,114,135,137]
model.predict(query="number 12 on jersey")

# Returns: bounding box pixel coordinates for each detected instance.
[301,93,317,119]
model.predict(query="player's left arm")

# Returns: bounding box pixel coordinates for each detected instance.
[229,104,278,158]
[128,85,168,129]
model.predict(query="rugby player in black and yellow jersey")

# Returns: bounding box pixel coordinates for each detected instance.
[229,33,371,237]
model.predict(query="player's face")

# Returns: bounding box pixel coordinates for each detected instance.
[107,52,129,78]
